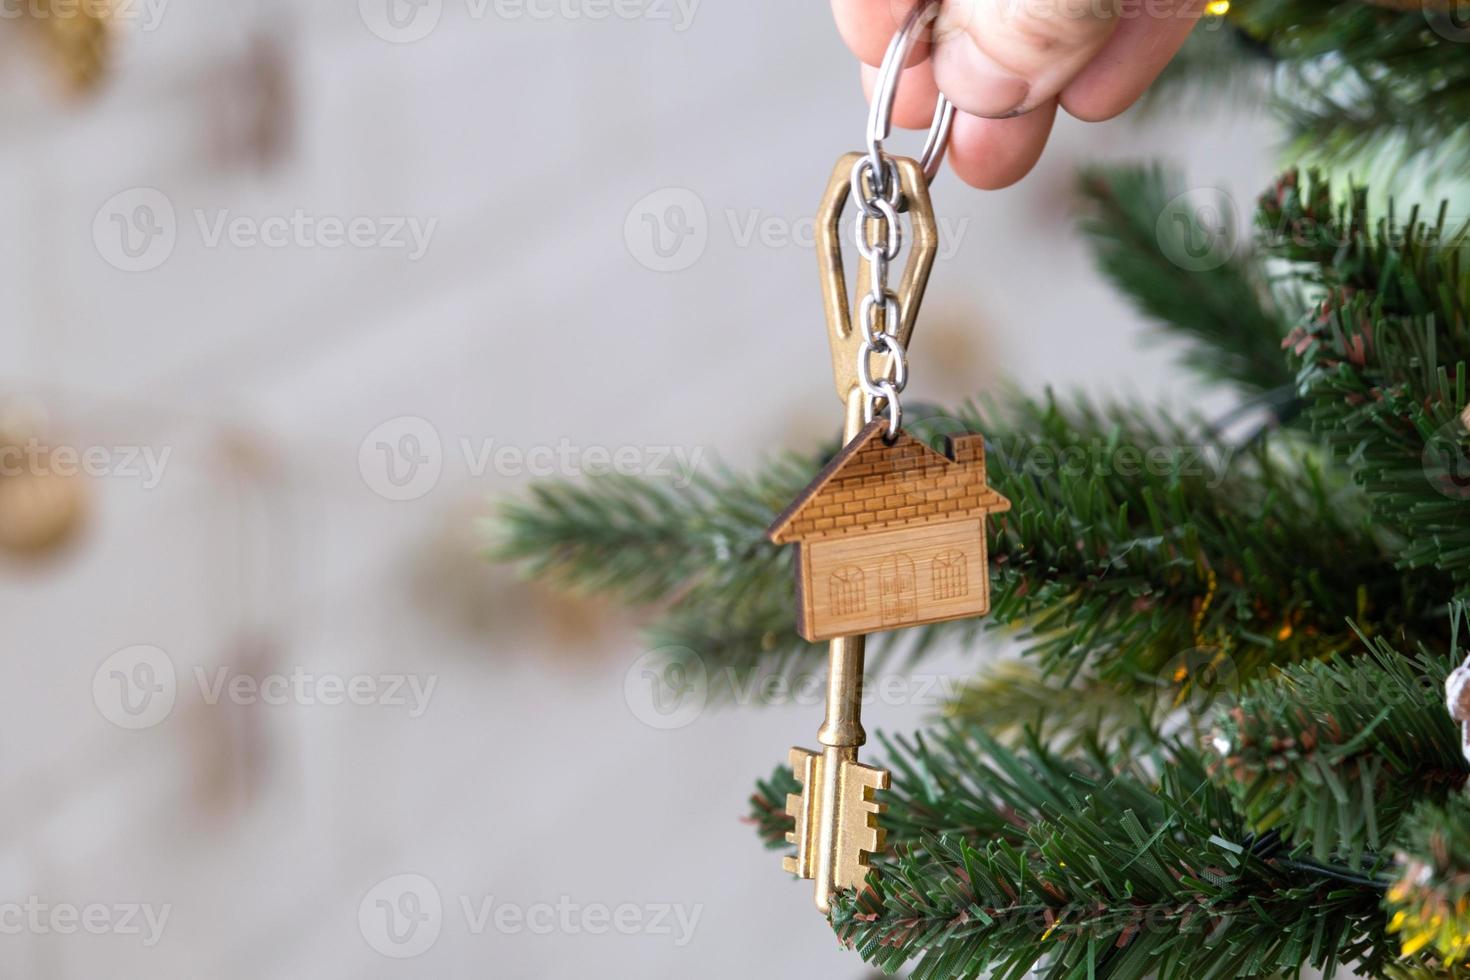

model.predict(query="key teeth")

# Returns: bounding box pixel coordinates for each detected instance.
[784,747,820,881]
[832,759,891,892]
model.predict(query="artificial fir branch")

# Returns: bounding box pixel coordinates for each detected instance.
[1265,171,1470,590]
[942,660,1163,755]
[1214,633,1467,866]
[493,395,1447,695]
[488,454,812,606]
[1228,0,1470,175]
[823,726,1397,980]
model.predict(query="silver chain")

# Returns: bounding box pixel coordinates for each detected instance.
[842,0,952,441]
[850,153,907,439]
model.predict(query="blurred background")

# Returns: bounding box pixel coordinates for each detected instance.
[0,2,1276,976]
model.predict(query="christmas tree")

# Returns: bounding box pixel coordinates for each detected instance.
[492,1,1470,975]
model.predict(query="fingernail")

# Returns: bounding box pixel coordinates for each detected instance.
[935,38,1030,118]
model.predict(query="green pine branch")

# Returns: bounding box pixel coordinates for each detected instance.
[1262,170,1470,591]
[492,394,1449,698]
[1214,628,1467,866]
[942,660,1165,755]
[487,453,813,606]
[823,726,1399,980]
[1230,0,1470,176]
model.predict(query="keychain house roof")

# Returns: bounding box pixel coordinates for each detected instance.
[768,418,1011,642]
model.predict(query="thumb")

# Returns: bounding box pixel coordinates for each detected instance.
[932,0,1120,117]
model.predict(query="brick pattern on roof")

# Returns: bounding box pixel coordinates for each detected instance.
[770,423,1009,544]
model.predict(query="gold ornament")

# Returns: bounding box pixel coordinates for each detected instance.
[21,0,115,95]
[0,451,88,556]
[0,405,89,557]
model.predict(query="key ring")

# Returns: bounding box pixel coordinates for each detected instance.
[866,1,955,189]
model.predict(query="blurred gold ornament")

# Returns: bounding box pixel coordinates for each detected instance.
[22,0,115,95]
[0,405,89,557]
[0,456,88,556]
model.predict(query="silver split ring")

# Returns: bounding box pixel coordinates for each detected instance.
[866,0,955,188]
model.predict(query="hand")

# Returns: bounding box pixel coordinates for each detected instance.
[833,0,1205,188]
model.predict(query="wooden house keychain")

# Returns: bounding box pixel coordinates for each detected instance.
[768,1,1011,915]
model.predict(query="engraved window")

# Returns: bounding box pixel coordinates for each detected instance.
[932,549,968,600]
[829,565,866,616]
